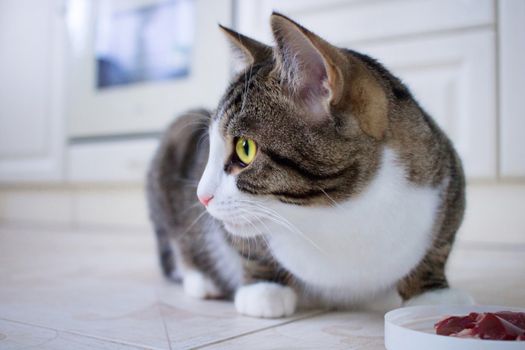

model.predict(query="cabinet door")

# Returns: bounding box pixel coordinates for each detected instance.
[237,0,493,44]
[499,0,525,178]
[237,1,497,179]
[0,0,65,182]
[67,0,232,137]
[351,31,497,179]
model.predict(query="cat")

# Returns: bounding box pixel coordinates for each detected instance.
[146,13,474,318]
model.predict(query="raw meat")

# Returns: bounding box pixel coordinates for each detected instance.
[435,311,525,341]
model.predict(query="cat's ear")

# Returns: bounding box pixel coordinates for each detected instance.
[219,25,272,73]
[270,12,345,122]
[270,13,388,139]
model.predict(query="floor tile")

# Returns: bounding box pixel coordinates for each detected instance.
[155,289,321,349]
[448,243,525,307]
[195,244,525,349]
[0,228,320,350]
[0,319,145,350]
[197,311,385,350]
[1,227,524,350]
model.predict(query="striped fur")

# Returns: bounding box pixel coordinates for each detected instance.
[147,13,469,317]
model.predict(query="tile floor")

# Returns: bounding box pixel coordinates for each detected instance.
[0,226,524,349]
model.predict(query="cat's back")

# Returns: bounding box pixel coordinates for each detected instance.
[147,109,211,229]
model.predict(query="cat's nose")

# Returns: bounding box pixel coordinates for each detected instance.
[198,195,214,207]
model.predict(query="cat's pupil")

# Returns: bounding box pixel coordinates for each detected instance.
[243,140,249,155]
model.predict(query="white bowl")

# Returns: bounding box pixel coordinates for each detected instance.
[385,305,525,350]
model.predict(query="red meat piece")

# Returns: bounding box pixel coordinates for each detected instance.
[495,311,525,330]
[435,312,478,336]
[435,311,525,341]
[475,313,525,340]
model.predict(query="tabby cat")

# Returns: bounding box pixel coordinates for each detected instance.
[146,13,473,318]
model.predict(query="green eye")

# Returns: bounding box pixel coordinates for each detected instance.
[235,137,257,165]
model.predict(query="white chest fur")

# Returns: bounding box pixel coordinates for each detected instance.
[265,148,441,303]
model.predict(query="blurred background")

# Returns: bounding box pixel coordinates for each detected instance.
[0,0,524,246]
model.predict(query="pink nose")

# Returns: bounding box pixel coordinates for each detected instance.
[199,195,214,206]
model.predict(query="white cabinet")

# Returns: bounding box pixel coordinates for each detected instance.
[352,31,496,179]
[0,0,65,182]
[1,0,521,184]
[67,138,158,182]
[237,0,497,180]
[66,0,232,137]
[237,0,493,44]
[499,0,525,178]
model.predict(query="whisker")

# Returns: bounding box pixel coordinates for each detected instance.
[170,119,210,136]
[242,199,353,253]
[235,200,327,256]
[246,212,272,250]
[171,176,200,186]
[234,208,272,254]
[318,187,342,209]
[257,210,327,256]
[240,64,254,114]
[196,129,209,154]
[179,210,207,237]
[238,214,256,260]
[178,201,201,215]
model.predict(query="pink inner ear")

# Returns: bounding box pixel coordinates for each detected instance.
[294,53,330,120]
[299,60,329,100]
[276,25,331,120]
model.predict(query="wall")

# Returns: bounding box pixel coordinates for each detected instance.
[0,0,524,248]
[2,182,525,246]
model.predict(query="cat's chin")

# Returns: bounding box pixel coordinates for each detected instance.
[222,220,263,238]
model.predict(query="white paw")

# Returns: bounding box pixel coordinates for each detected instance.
[234,282,297,318]
[404,288,475,307]
[182,270,222,299]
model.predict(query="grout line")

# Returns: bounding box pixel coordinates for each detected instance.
[0,222,150,236]
[69,132,161,145]
[25,327,60,350]
[286,0,391,17]
[155,294,173,350]
[65,330,158,350]
[347,23,495,48]
[494,0,502,180]
[0,317,60,333]
[456,240,525,252]
[191,309,329,349]
[0,317,157,350]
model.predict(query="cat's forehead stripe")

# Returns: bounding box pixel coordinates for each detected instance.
[215,63,266,131]
[214,80,241,121]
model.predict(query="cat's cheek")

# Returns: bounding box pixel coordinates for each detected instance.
[204,175,239,217]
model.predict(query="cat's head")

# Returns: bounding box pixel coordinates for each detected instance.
[197,13,392,237]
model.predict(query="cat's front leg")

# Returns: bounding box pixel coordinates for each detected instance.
[182,269,224,299]
[404,287,474,306]
[234,282,297,318]
[398,249,474,306]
